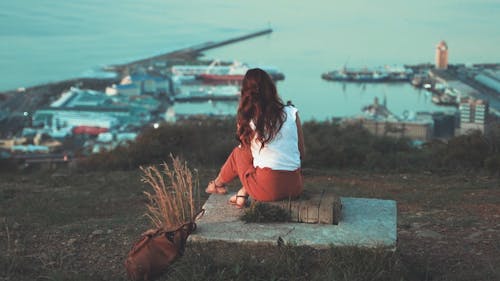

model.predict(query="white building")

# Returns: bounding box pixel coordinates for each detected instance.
[33,108,121,129]
[33,86,154,134]
[458,98,489,135]
[106,83,141,96]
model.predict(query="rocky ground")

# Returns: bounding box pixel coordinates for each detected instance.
[0,167,499,280]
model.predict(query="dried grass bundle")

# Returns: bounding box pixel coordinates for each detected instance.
[141,156,199,229]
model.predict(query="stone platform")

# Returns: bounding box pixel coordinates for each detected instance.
[188,194,397,249]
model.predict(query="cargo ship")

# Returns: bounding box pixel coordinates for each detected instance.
[322,65,413,82]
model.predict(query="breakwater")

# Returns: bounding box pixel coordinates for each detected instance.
[108,28,273,74]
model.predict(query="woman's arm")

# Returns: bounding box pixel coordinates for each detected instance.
[296,113,305,160]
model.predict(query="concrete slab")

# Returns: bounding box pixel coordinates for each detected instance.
[189,194,397,249]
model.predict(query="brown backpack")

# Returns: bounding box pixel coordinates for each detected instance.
[124,220,197,281]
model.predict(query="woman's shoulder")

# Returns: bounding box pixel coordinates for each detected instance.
[282,105,298,122]
[284,104,298,115]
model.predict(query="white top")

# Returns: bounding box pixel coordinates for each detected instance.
[250,106,301,171]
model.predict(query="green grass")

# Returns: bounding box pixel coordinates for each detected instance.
[165,243,404,281]
[0,170,144,226]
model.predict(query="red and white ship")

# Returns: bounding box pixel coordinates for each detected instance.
[171,60,284,83]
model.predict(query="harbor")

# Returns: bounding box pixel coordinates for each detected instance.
[1,29,500,162]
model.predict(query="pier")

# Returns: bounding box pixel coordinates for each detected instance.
[112,28,273,71]
[185,28,273,54]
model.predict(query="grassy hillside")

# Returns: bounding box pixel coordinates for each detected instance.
[1,120,499,280]
[1,167,499,281]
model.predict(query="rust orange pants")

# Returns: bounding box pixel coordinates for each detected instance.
[217,146,303,202]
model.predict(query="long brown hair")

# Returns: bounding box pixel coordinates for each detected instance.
[237,68,285,147]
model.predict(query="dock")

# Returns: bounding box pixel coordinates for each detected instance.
[184,28,272,54]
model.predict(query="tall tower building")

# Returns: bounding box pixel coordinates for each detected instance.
[435,40,448,69]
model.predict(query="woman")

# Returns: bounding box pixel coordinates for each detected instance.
[205,68,305,208]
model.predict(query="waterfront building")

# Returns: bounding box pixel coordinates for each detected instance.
[0,137,27,149]
[106,83,141,96]
[458,98,489,135]
[33,108,121,130]
[349,118,433,142]
[416,111,457,139]
[31,86,156,135]
[51,87,112,108]
[120,74,169,95]
[474,69,500,93]
[432,112,458,138]
[11,145,49,153]
[354,98,434,141]
[445,81,479,98]
[435,41,449,70]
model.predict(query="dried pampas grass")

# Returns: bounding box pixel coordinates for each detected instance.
[141,156,200,229]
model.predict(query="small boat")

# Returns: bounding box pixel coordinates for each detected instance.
[411,74,434,88]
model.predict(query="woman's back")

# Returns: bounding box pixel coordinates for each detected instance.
[251,105,301,171]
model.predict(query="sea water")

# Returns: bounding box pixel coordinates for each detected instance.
[1,0,499,120]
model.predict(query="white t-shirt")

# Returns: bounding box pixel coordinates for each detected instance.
[250,106,301,171]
